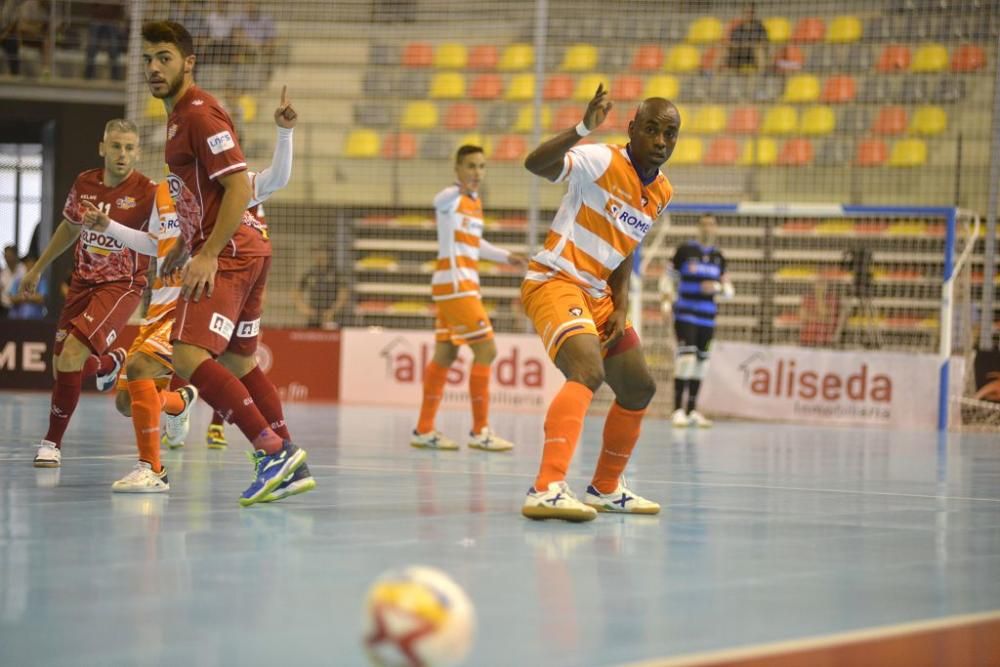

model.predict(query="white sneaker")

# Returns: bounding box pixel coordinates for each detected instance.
[33,441,61,468]
[468,427,513,452]
[671,408,689,427]
[585,479,661,515]
[410,430,459,450]
[95,348,126,392]
[163,385,198,448]
[111,461,169,493]
[688,410,713,428]
[522,481,597,522]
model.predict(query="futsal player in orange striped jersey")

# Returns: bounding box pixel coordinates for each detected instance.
[521,85,679,521]
[411,145,526,452]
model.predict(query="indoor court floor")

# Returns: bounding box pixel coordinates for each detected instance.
[1,392,998,666]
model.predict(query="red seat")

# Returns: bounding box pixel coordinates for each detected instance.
[554,104,581,129]
[704,137,740,166]
[402,42,433,68]
[951,45,986,73]
[700,46,722,72]
[792,18,825,43]
[493,135,528,161]
[631,44,663,71]
[856,138,888,166]
[543,74,574,101]
[469,74,503,100]
[611,75,643,101]
[821,75,857,103]
[773,45,805,72]
[443,103,479,130]
[468,45,499,69]
[876,45,911,73]
[381,133,417,159]
[872,106,908,135]
[727,106,760,134]
[778,138,814,166]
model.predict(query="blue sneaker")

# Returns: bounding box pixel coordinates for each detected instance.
[239,442,307,507]
[263,463,317,503]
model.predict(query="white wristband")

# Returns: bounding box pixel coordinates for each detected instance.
[575,121,591,137]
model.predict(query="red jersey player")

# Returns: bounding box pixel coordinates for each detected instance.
[141,20,309,506]
[19,119,166,468]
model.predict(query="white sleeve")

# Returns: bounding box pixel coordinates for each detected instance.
[433,185,462,213]
[553,144,612,185]
[249,126,294,206]
[478,238,511,263]
[720,277,735,300]
[106,220,158,256]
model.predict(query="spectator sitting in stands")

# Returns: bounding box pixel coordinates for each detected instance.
[725,2,767,72]
[204,0,242,64]
[237,1,276,64]
[1,244,23,317]
[7,253,46,319]
[84,0,126,80]
[295,248,350,329]
[1,0,52,77]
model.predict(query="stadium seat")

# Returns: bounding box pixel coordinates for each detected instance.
[456,134,492,156]
[690,106,726,134]
[368,43,398,66]
[381,133,417,159]
[778,138,814,166]
[761,106,798,134]
[499,43,534,70]
[911,44,948,72]
[792,18,825,43]
[687,17,723,43]
[492,135,528,161]
[419,139,454,160]
[543,74,574,101]
[856,138,888,166]
[483,105,516,132]
[764,17,791,42]
[560,44,598,72]
[144,96,166,119]
[826,16,862,43]
[402,43,433,68]
[909,106,947,136]
[554,104,581,129]
[932,78,965,104]
[468,45,499,69]
[900,78,931,105]
[800,106,836,135]
[876,45,911,73]
[398,72,430,99]
[783,75,820,103]
[838,107,870,134]
[752,76,783,103]
[671,137,703,164]
[808,44,838,72]
[710,75,747,103]
[727,106,760,134]
[344,129,380,158]
[575,74,609,101]
[664,45,700,72]
[354,103,393,128]
[631,44,664,71]
[684,76,711,103]
[512,105,551,133]
[469,74,503,100]
[740,138,778,166]
[611,75,643,101]
[443,103,479,131]
[774,45,805,72]
[363,70,396,97]
[505,73,535,101]
[821,76,857,103]
[889,138,927,167]
[433,43,467,69]
[401,101,439,130]
[643,75,679,100]
[429,72,466,99]
[815,138,853,166]
[951,45,985,73]
[845,45,873,72]
[700,47,722,72]
[872,106,908,135]
[857,77,895,104]
[704,137,740,165]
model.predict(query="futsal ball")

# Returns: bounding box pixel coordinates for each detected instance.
[363,565,475,667]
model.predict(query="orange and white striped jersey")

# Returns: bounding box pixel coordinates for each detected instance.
[431,185,510,301]
[526,143,673,299]
[142,182,181,325]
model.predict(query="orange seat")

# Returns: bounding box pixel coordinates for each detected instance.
[443,103,479,130]
[493,135,528,161]
[468,45,499,69]
[951,45,986,73]
[792,18,825,43]
[727,106,760,134]
[856,138,888,166]
[631,45,664,71]
[611,75,643,101]
[700,46,722,72]
[402,42,433,68]
[821,75,857,103]
[872,106,908,135]
[381,133,417,159]
[554,105,581,129]
[876,45,911,73]
[778,138,814,166]
[543,74,574,101]
[704,137,740,165]
[469,74,502,100]
[773,45,805,72]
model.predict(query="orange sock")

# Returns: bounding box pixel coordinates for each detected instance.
[159,388,185,416]
[469,363,490,433]
[416,361,450,434]
[533,381,594,490]
[129,379,162,472]
[591,402,646,494]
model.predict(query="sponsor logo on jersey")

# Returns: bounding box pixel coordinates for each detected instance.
[209,313,235,339]
[569,307,583,317]
[606,199,652,236]
[236,318,260,338]
[207,130,236,155]
[80,228,126,254]
[192,99,204,106]
[105,329,117,346]
[167,124,179,140]
[656,202,666,216]
[116,195,136,210]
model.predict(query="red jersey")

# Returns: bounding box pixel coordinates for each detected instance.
[164,85,270,258]
[62,168,155,287]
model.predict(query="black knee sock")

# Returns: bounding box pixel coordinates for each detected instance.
[674,378,686,411]
[686,379,702,413]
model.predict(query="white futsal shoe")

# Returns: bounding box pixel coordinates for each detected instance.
[163,385,199,449]
[671,408,690,428]
[111,461,170,493]
[467,427,514,452]
[33,441,61,468]
[585,479,661,515]
[522,481,597,522]
[687,410,713,428]
[410,430,459,450]
[95,348,126,392]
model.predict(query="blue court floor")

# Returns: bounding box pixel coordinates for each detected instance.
[1,392,998,667]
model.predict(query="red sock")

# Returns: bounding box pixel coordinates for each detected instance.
[591,402,646,494]
[211,410,225,426]
[240,366,291,440]
[82,352,117,378]
[189,359,282,454]
[168,374,186,390]
[469,363,490,433]
[534,381,594,490]
[416,361,450,434]
[44,370,84,447]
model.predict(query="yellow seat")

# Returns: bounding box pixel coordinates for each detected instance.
[401,101,439,130]
[909,106,947,136]
[800,106,836,135]
[687,17,723,43]
[457,133,493,156]
[740,138,778,165]
[429,72,466,99]
[671,137,703,164]
[889,139,927,166]
[561,44,598,72]
[763,17,791,43]
[664,45,700,72]
[761,106,798,134]
[144,96,166,119]
[574,74,608,101]
[643,75,680,100]
[499,43,534,71]
[506,73,535,101]
[827,16,862,43]
[690,105,726,134]
[343,129,380,158]
[783,75,820,103]
[512,105,552,133]
[433,43,468,69]
[912,44,948,72]
[604,134,629,147]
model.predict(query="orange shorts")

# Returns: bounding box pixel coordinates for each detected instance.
[522,278,623,361]
[115,317,174,392]
[434,295,494,345]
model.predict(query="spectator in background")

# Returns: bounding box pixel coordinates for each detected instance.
[725,2,767,72]
[1,244,23,317]
[295,248,349,329]
[169,0,207,44]
[84,0,126,80]
[1,0,52,77]
[237,1,276,63]
[798,277,840,347]
[7,253,47,319]
[204,0,241,64]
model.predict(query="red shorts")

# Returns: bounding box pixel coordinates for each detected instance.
[171,255,269,357]
[55,279,143,355]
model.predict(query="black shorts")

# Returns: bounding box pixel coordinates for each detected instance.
[674,319,714,354]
